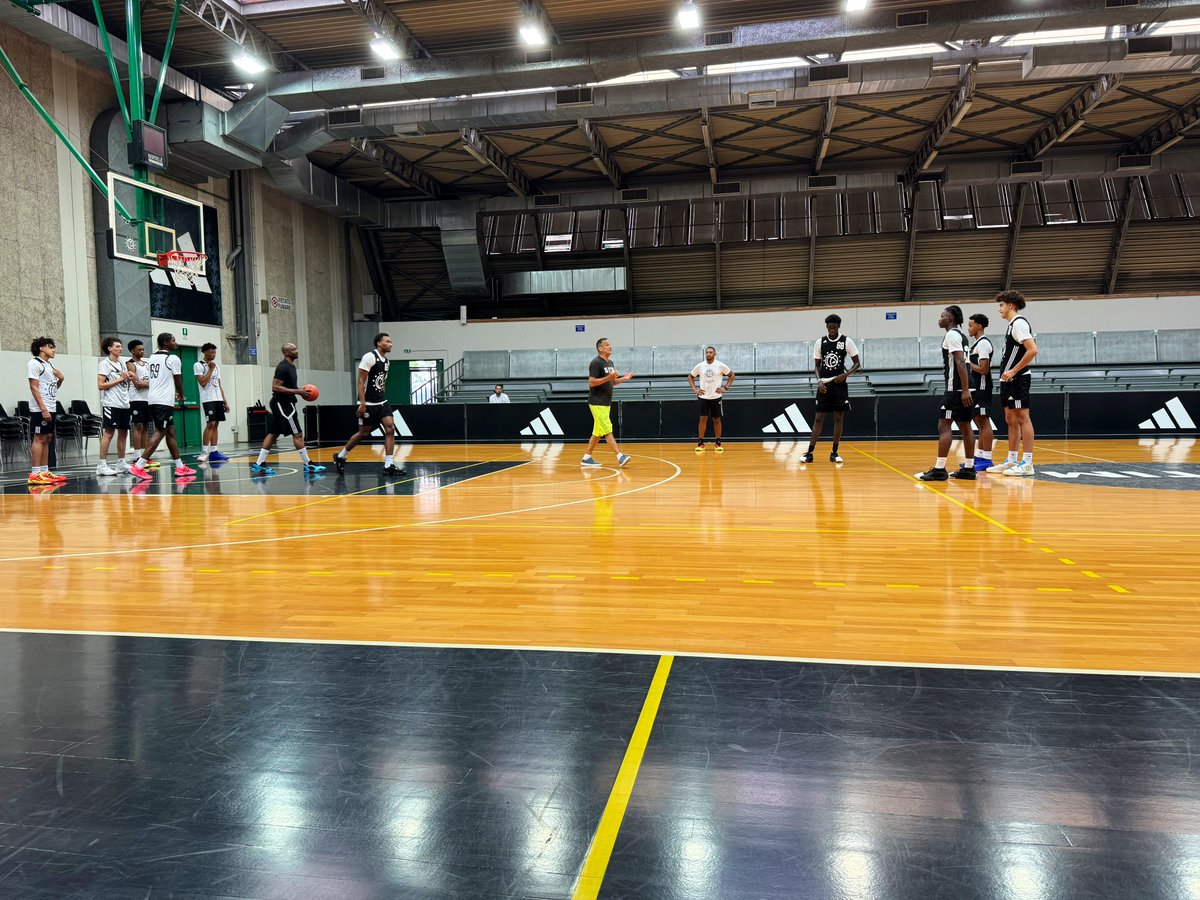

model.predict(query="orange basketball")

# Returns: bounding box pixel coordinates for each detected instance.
[302,384,319,401]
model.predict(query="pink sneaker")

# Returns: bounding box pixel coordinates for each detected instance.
[129,465,152,481]
[174,464,197,476]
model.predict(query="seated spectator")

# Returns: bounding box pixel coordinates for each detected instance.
[489,384,510,403]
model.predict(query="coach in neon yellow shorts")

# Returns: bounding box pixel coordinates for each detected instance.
[581,337,633,468]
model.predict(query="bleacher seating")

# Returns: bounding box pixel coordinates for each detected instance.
[441,327,1200,403]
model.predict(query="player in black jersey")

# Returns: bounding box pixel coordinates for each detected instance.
[332,332,404,476]
[805,315,861,464]
[966,314,996,472]
[919,305,976,482]
[250,343,325,476]
[988,290,1039,477]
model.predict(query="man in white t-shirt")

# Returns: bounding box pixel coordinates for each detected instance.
[194,342,231,462]
[26,336,66,486]
[129,332,197,480]
[688,346,735,452]
[489,385,510,403]
[96,336,132,476]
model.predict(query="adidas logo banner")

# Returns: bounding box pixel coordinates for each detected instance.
[371,410,413,438]
[521,408,565,437]
[1139,397,1196,431]
[762,403,811,435]
[951,417,997,433]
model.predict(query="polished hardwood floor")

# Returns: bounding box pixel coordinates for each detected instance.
[2,438,1198,674]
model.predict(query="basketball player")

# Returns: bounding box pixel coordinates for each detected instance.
[967,313,996,472]
[26,337,66,485]
[125,340,158,468]
[988,290,1039,477]
[128,333,197,479]
[195,342,230,462]
[332,332,404,476]
[805,314,861,464]
[581,337,632,468]
[251,343,325,476]
[918,305,976,482]
[688,346,735,452]
[96,336,132,475]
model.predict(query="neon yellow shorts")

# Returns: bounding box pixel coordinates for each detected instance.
[589,404,613,437]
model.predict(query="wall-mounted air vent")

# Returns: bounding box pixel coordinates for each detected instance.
[748,91,778,109]
[896,10,929,27]
[359,67,385,81]
[1117,154,1153,170]
[712,181,741,195]
[328,108,363,126]
[807,174,841,190]
[1105,0,1138,7]
[705,30,734,46]
[1010,160,1045,177]
[525,49,553,64]
[555,87,593,107]
[1126,36,1172,57]
[620,188,651,202]
[533,194,561,207]
[809,64,850,85]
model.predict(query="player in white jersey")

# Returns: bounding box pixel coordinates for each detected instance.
[26,337,66,485]
[194,342,231,463]
[688,346,735,452]
[124,340,158,468]
[96,336,133,476]
[129,332,197,479]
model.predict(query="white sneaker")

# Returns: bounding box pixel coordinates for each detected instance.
[96,461,118,476]
[1005,461,1036,477]
[986,460,1017,474]
[116,460,132,473]
[197,452,210,462]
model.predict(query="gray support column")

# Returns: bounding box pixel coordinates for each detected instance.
[1104,177,1139,294]
[902,185,921,302]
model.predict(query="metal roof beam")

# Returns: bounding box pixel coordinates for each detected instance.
[700,106,719,185]
[1018,74,1123,160]
[902,63,977,187]
[180,0,306,72]
[578,118,623,188]
[340,0,432,59]
[1104,177,1140,293]
[1127,94,1200,155]
[459,128,536,196]
[812,98,836,175]
[351,138,443,198]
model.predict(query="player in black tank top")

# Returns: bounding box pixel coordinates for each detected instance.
[331,332,404,477]
[991,290,1039,477]
[918,306,976,482]
[805,314,861,464]
[966,313,996,472]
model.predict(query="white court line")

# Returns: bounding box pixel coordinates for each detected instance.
[0,455,683,564]
[0,626,1195,680]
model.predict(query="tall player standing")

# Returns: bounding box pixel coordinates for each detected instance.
[26,337,66,485]
[129,333,197,480]
[805,314,861,464]
[125,340,159,469]
[194,343,231,463]
[332,332,405,477]
[96,336,132,476]
[988,291,1039,477]
[688,346,735,452]
[918,306,976,482]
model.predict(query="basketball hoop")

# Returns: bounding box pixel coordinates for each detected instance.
[157,250,207,286]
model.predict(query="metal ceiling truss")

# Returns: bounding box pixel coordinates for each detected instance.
[182,0,305,72]
[578,118,623,188]
[459,128,537,196]
[340,0,432,60]
[1127,92,1200,155]
[902,62,978,188]
[1104,177,1141,293]
[351,138,443,198]
[699,106,719,185]
[812,98,836,175]
[1018,74,1124,159]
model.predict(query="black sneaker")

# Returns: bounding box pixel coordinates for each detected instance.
[918,467,948,482]
[382,464,405,477]
[949,466,977,481]
[802,451,814,463]
[829,452,844,463]
[333,454,345,474]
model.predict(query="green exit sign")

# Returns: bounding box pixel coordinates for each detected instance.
[181,327,189,337]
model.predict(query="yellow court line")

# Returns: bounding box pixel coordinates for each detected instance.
[1109,585,1131,594]
[743,579,774,584]
[1038,587,1073,592]
[961,585,995,591]
[675,577,706,583]
[611,576,641,581]
[1040,547,1055,554]
[851,447,1019,535]
[886,583,921,589]
[249,570,277,575]
[425,572,454,577]
[1082,571,1100,578]
[814,581,845,587]
[572,655,673,900]
[1059,558,1075,565]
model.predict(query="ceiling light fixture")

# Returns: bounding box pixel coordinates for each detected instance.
[520,20,547,46]
[232,52,267,75]
[677,0,701,30]
[845,0,870,11]
[370,33,403,60]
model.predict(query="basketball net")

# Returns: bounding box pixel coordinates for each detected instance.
[157,250,208,287]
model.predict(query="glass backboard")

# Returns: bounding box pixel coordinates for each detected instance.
[107,172,207,286]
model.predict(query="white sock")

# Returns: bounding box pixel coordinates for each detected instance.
[299,447,311,464]
[173,458,183,468]
[935,457,947,469]
[1007,451,1018,463]
[1022,452,1033,464]
[256,448,269,465]
[978,449,992,460]
[335,450,345,460]
[385,455,394,465]
[582,454,593,461]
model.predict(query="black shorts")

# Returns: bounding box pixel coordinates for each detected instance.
[815,381,850,413]
[102,407,131,430]
[203,400,226,423]
[29,411,54,436]
[941,391,975,423]
[130,401,149,425]
[149,404,176,431]
[269,399,302,436]
[973,392,993,418]
[358,402,393,429]
[698,397,723,418]
[1001,374,1032,410]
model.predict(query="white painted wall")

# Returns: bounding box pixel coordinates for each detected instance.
[376,294,1200,368]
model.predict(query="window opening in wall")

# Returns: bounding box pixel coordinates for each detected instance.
[410,360,441,405]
